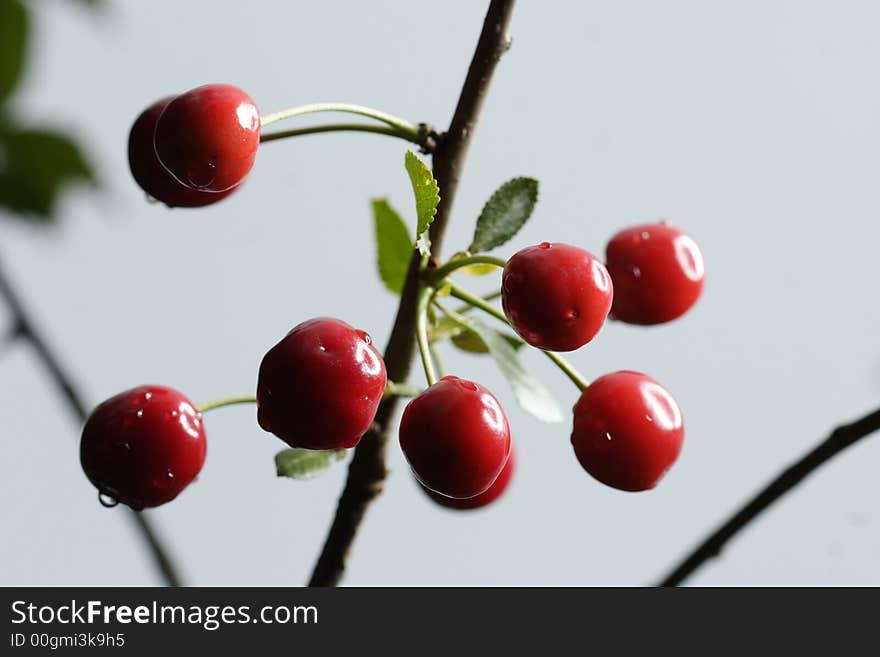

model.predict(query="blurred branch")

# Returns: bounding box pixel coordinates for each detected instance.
[307,0,517,587]
[658,406,880,586]
[0,254,182,587]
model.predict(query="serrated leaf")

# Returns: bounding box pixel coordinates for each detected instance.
[0,0,28,102]
[448,315,563,423]
[0,123,96,221]
[404,151,439,256]
[469,177,538,253]
[275,448,346,480]
[372,198,413,295]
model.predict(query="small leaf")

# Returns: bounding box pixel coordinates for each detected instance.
[0,123,96,221]
[0,0,28,102]
[448,315,563,423]
[404,151,440,256]
[372,198,413,295]
[451,327,524,354]
[447,251,502,277]
[469,177,538,253]
[275,448,346,480]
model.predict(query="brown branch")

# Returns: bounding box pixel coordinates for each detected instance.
[307,0,517,587]
[657,406,880,586]
[0,255,183,587]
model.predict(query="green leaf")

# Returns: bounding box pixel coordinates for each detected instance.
[469,177,539,253]
[0,123,95,220]
[451,327,524,354]
[372,198,413,295]
[447,251,502,276]
[404,150,439,256]
[0,0,28,102]
[448,314,563,423]
[275,448,347,480]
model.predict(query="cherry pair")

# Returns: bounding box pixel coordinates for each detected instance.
[128,84,260,208]
[501,222,706,352]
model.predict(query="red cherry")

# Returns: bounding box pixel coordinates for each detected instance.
[605,222,705,325]
[399,376,511,499]
[571,371,684,492]
[502,242,613,352]
[128,97,237,207]
[154,84,260,192]
[256,318,387,450]
[80,385,207,510]
[421,444,515,510]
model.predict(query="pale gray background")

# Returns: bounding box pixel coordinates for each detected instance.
[1,0,878,586]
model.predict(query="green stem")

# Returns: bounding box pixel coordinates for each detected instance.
[542,349,590,391]
[383,381,423,400]
[260,102,422,139]
[446,282,590,391]
[430,254,507,283]
[452,289,501,315]
[197,396,257,413]
[415,285,439,386]
[260,123,420,145]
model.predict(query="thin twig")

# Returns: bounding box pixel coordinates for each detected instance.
[307,0,518,587]
[657,406,880,586]
[0,255,182,587]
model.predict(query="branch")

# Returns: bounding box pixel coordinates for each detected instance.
[0,255,182,587]
[307,0,518,587]
[657,406,880,586]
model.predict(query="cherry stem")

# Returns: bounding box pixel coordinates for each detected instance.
[197,395,257,414]
[260,102,423,138]
[429,254,507,284]
[383,381,423,400]
[446,282,590,391]
[260,122,420,146]
[415,285,439,386]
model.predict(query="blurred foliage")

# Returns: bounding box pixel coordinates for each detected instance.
[0,0,98,224]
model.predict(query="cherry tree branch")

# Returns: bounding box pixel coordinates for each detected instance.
[307,0,517,587]
[0,255,182,587]
[657,406,880,586]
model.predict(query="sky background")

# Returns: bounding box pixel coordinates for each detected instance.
[1,0,878,586]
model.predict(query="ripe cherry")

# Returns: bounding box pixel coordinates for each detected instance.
[128,97,237,207]
[502,242,613,352]
[399,376,511,499]
[571,371,684,492]
[80,385,207,510]
[256,318,387,450]
[421,444,515,510]
[605,222,705,325]
[154,84,260,192]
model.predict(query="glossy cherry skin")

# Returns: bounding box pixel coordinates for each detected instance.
[421,444,515,510]
[128,97,237,208]
[399,376,511,499]
[605,222,705,325]
[571,371,684,492]
[80,385,207,510]
[502,242,613,352]
[154,84,260,192]
[256,318,387,450]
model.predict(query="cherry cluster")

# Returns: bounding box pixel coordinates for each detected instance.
[81,83,705,514]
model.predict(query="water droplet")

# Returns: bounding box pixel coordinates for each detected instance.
[605,432,613,441]
[145,193,159,204]
[640,231,650,240]
[166,471,175,479]
[357,330,373,345]
[565,308,580,319]
[319,345,327,352]
[136,409,144,418]
[144,392,152,401]
[632,266,641,278]
[98,492,119,508]
[646,415,654,422]
[539,241,552,250]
